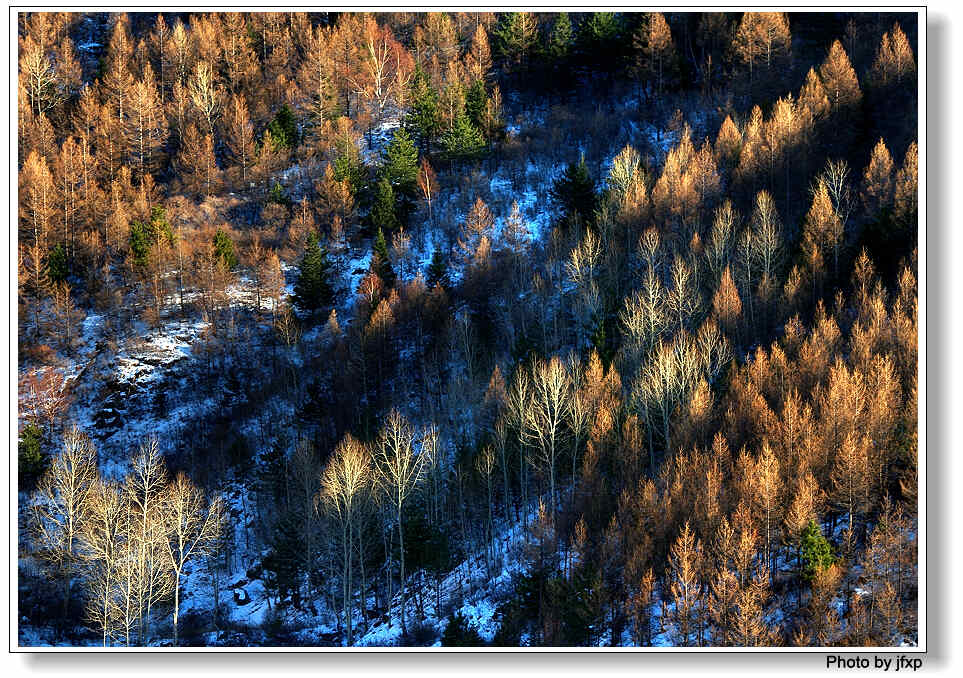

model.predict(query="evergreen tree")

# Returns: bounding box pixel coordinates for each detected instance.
[441,612,484,646]
[47,243,68,283]
[262,510,308,607]
[293,231,335,312]
[371,227,396,288]
[369,177,400,233]
[465,79,487,129]
[381,127,419,198]
[800,520,836,582]
[550,155,596,226]
[441,114,486,164]
[333,149,367,199]
[18,422,47,488]
[267,104,298,150]
[129,206,174,269]
[129,221,153,269]
[403,66,441,153]
[213,229,238,269]
[578,12,625,72]
[426,248,450,289]
[545,12,574,65]
[267,181,291,206]
[258,434,290,504]
[493,12,538,71]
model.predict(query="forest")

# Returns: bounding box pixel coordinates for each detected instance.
[16,11,919,648]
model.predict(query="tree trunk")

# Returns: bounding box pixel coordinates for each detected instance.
[173,571,180,646]
[398,506,407,636]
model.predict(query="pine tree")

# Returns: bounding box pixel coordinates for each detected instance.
[441,611,484,646]
[441,113,486,164]
[262,510,307,607]
[129,207,174,270]
[292,231,335,312]
[551,155,596,227]
[465,79,487,129]
[267,103,298,150]
[577,12,625,73]
[426,248,450,289]
[369,177,400,234]
[381,127,419,199]
[799,520,836,582]
[404,66,441,152]
[546,13,573,67]
[371,227,396,288]
[213,229,238,270]
[493,12,537,72]
[47,243,68,283]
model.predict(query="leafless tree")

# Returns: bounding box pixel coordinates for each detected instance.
[521,356,572,524]
[318,433,370,645]
[373,409,426,636]
[30,426,98,621]
[122,437,174,643]
[475,444,496,576]
[78,477,124,646]
[161,472,224,645]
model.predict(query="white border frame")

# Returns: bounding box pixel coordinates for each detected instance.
[6,4,926,657]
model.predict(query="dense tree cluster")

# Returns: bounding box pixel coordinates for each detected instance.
[18,11,918,648]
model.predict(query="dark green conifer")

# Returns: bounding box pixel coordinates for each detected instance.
[550,155,596,226]
[292,231,335,312]
[371,227,396,288]
[213,229,238,269]
[369,178,400,234]
[441,114,486,164]
[426,248,450,289]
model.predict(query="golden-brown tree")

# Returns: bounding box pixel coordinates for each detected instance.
[819,40,861,111]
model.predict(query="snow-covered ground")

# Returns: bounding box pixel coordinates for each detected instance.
[18,86,700,648]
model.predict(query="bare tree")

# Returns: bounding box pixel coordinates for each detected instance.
[188,61,222,138]
[475,445,496,576]
[420,424,443,527]
[566,355,592,508]
[750,190,784,281]
[123,437,173,642]
[318,433,370,646]
[161,472,224,645]
[373,409,426,636]
[521,356,572,523]
[818,159,854,276]
[667,255,703,333]
[78,477,124,646]
[30,426,98,621]
[507,365,532,520]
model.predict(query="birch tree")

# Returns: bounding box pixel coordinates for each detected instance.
[123,437,173,642]
[521,356,572,523]
[373,409,426,636]
[318,433,370,645]
[161,472,224,645]
[30,426,97,620]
